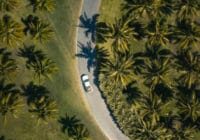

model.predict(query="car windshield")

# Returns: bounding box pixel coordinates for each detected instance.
[82,75,89,81]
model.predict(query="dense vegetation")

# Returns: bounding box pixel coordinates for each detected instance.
[94,0,200,139]
[0,0,91,140]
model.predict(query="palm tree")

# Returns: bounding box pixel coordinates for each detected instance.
[0,48,17,80]
[176,0,200,21]
[29,0,56,13]
[123,0,174,18]
[171,126,196,140]
[0,15,24,47]
[71,124,90,140]
[29,96,58,125]
[123,0,151,18]
[136,45,172,60]
[134,119,172,140]
[100,54,135,89]
[173,19,200,48]
[176,93,200,122]
[0,0,20,11]
[174,48,200,88]
[30,21,54,43]
[95,45,109,66]
[140,58,172,89]
[95,22,110,44]
[0,79,23,123]
[133,93,172,125]
[110,16,139,53]
[27,58,58,83]
[146,19,172,46]
[0,92,23,123]
[18,44,57,83]
[150,0,174,18]
[169,118,196,140]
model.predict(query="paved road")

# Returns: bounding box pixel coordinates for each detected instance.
[76,0,130,140]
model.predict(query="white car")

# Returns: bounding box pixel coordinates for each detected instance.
[81,74,93,92]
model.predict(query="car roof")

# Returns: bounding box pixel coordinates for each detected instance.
[82,74,89,81]
[84,81,90,87]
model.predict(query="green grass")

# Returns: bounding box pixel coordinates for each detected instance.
[0,1,107,140]
[99,0,123,23]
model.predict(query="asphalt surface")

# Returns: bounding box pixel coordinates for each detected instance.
[76,0,130,140]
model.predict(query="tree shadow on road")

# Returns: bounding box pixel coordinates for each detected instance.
[76,41,96,72]
[79,12,110,44]
[79,12,99,43]
[76,41,109,73]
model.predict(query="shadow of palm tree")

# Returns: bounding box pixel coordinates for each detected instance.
[21,82,49,104]
[79,12,99,42]
[18,44,46,69]
[76,42,96,72]
[76,41,110,73]
[153,83,173,101]
[0,135,12,140]
[0,48,11,59]
[21,15,39,35]
[58,113,90,139]
[79,12,110,43]
[58,113,81,134]
[18,45,45,63]
[0,79,19,95]
[0,136,5,140]
[123,81,141,104]
[174,80,200,100]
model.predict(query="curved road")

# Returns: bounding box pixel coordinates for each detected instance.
[76,0,130,140]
